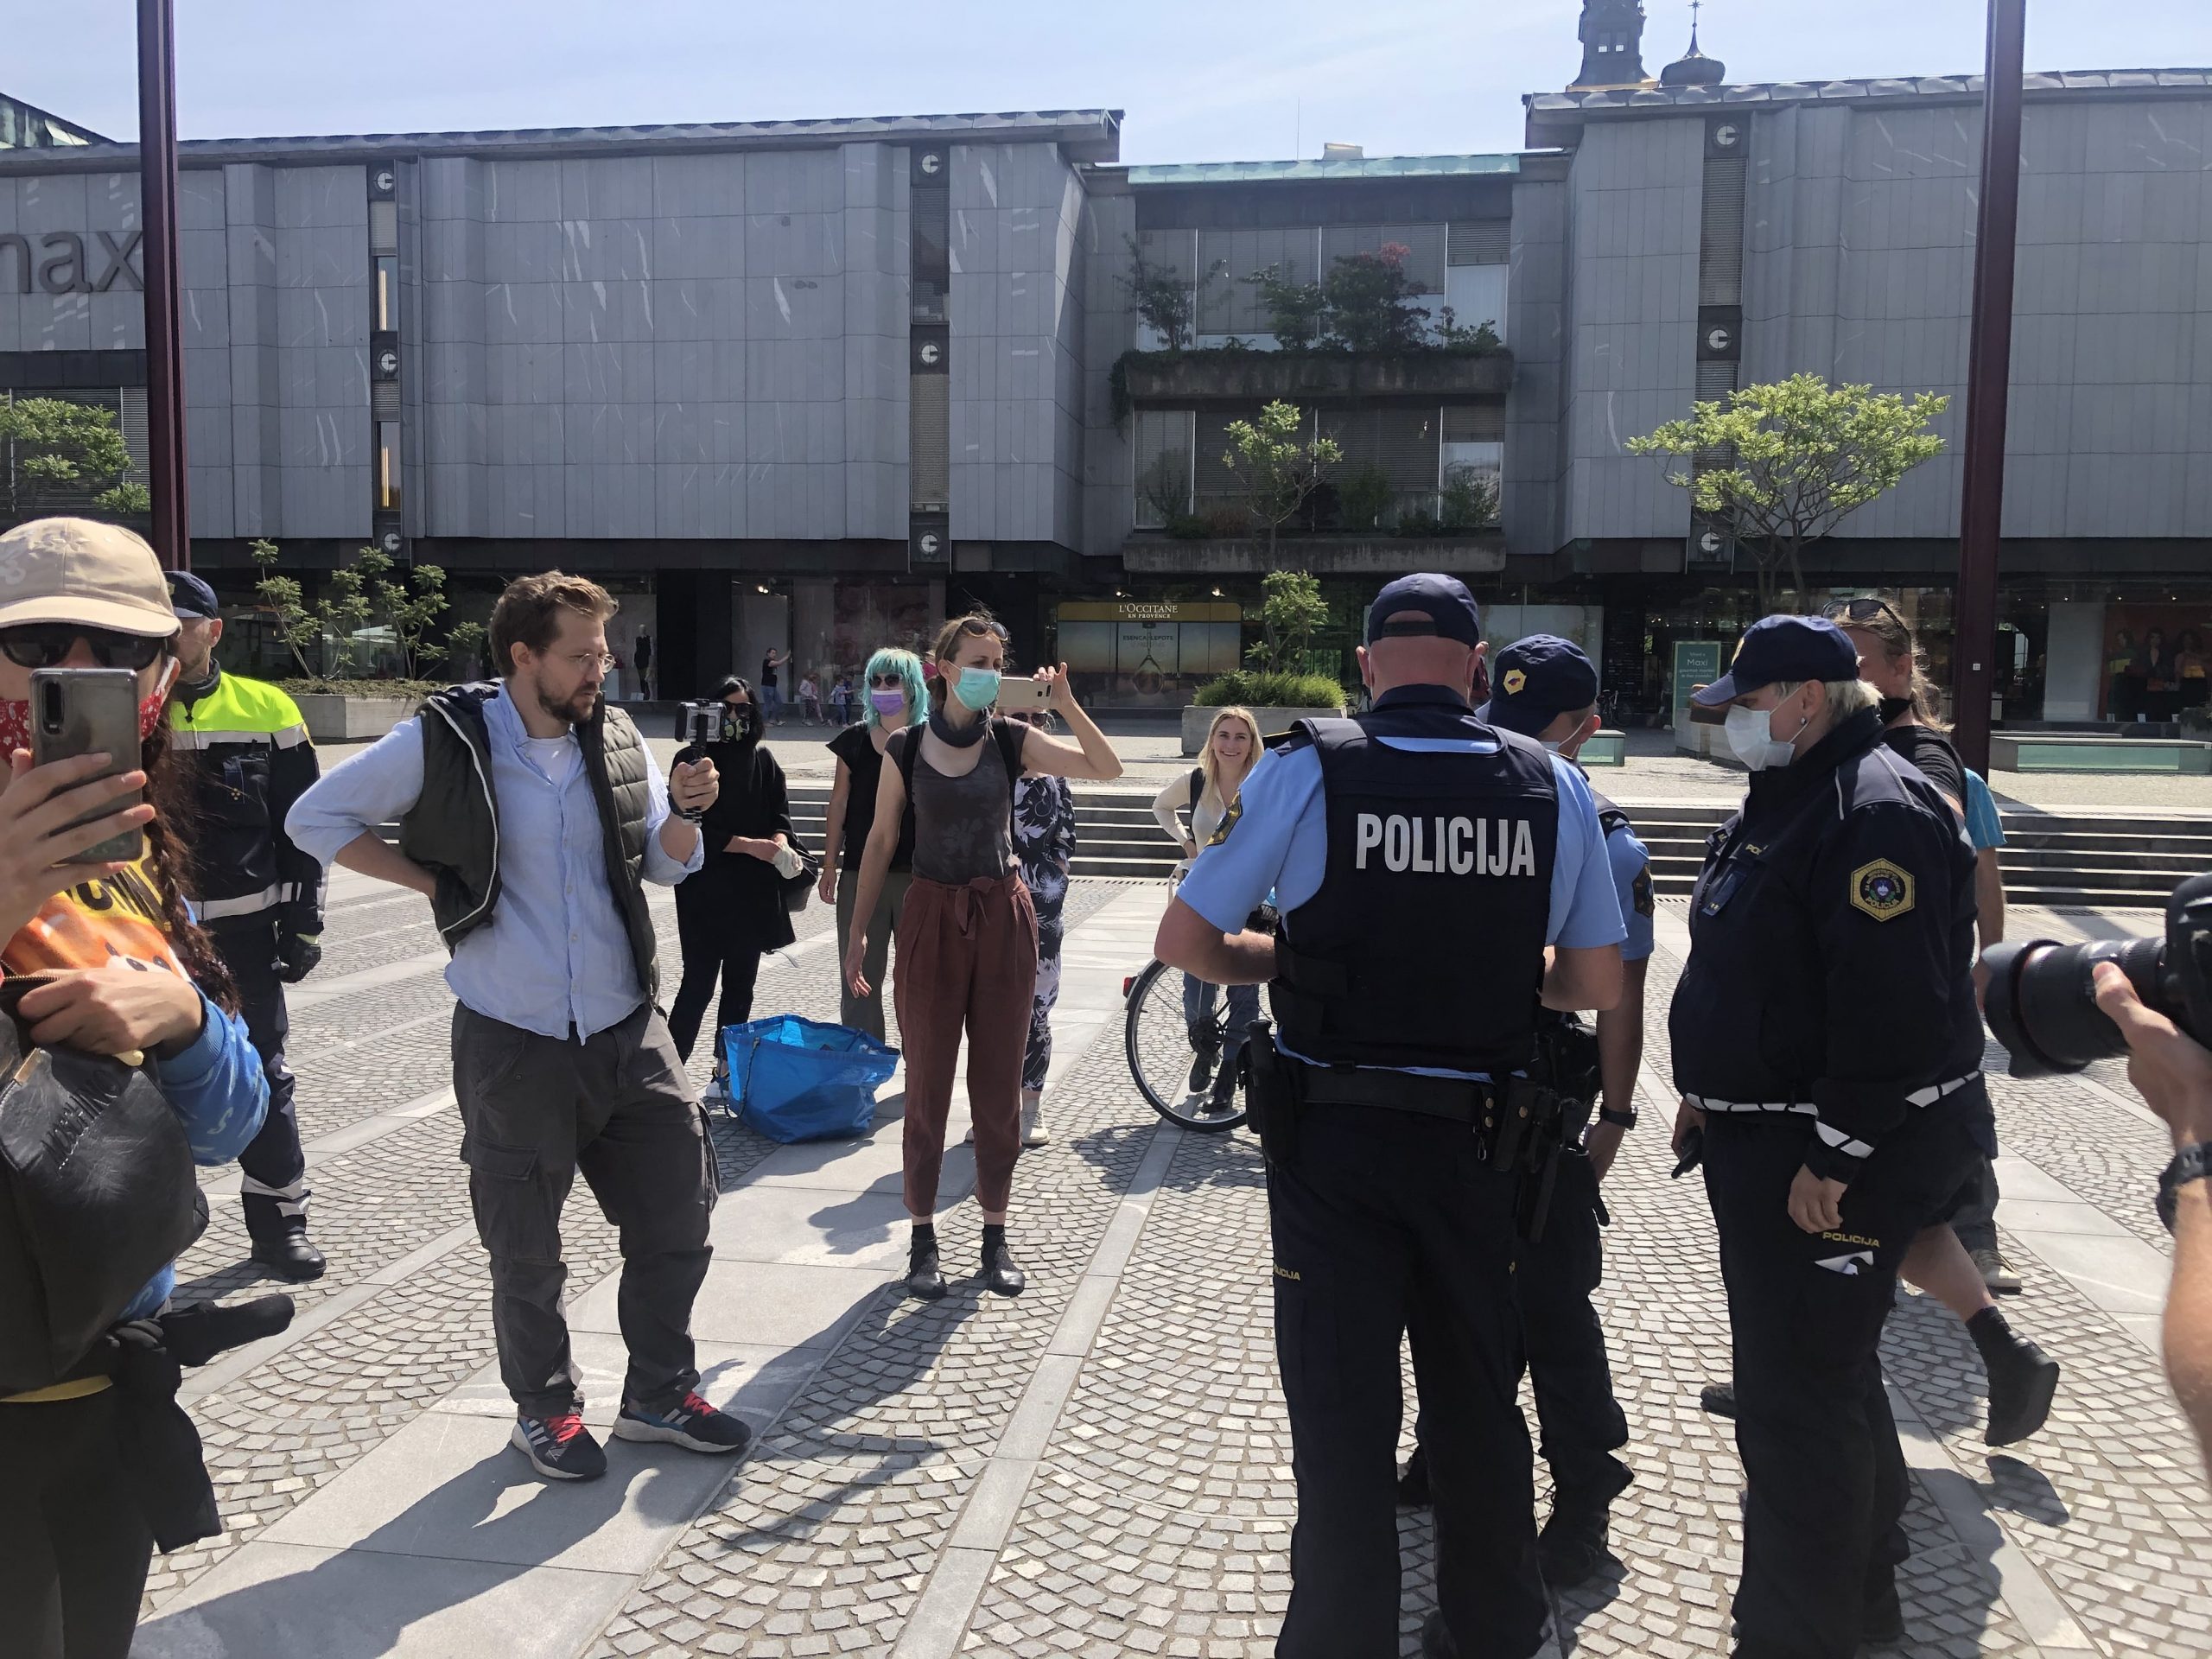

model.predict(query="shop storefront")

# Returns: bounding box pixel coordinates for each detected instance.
[1057,600,1243,710]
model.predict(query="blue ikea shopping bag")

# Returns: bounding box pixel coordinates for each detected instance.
[719,1015,899,1144]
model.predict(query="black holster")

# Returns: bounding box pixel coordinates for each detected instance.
[1518,1016,1603,1243]
[1244,1020,1302,1170]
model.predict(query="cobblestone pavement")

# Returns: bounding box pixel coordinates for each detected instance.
[128,871,2207,1658]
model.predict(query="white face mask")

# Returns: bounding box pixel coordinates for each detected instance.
[1725,702,1801,771]
[1540,739,1565,754]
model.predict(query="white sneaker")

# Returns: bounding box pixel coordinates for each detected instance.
[1020,1100,1050,1147]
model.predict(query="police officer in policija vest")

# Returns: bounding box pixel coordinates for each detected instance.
[1669,615,1993,1659]
[1396,634,1654,1591]
[1156,575,1627,1659]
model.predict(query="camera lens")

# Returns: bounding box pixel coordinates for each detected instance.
[1983,935,2164,1077]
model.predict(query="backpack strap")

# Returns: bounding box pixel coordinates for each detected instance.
[1187,767,1206,817]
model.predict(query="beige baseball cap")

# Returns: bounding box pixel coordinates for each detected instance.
[0,517,181,638]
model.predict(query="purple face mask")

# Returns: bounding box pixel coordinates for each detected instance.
[869,689,906,716]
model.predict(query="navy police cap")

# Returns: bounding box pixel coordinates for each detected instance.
[1477,634,1599,738]
[1692,614,1860,706]
[1364,573,1482,650]
[168,570,221,620]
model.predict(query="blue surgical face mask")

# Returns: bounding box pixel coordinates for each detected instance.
[953,666,1001,710]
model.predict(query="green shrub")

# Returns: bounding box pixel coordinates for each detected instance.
[1193,671,1345,709]
[278,677,447,702]
[1334,463,1395,532]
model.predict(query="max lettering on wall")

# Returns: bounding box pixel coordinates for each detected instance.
[1354,813,1536,876]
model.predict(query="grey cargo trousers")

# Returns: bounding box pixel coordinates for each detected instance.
[453,1001,717,1418]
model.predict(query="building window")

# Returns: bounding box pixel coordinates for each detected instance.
[374,255,399,331]
[1133,409,1196,529]
[375,422,401,512]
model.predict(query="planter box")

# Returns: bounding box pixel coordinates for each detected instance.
[1123,349,1513,403]
[1990,733,2212,774]
[296,694,417,743]
[1183,702,1344,756]
[1127,533,1503,576]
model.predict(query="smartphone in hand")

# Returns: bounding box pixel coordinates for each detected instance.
[29,667,146,864]
[997,677,1053,712]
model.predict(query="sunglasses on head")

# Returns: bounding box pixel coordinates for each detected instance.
[1822,596,1907,631]
[0,623,168,671]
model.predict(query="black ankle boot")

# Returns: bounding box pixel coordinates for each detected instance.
[980,1224,1025,1296]
[906,1226,947,1300]
[1969,1306,2059,1446]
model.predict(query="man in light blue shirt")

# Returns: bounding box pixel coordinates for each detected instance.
[1155,575,1619,1659]
[288,572,746,1484]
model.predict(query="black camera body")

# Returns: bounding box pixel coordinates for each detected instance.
[677,700,734,747]
[1982,873,2212,1077]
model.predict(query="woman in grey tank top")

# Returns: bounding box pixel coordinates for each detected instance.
[842,613,1123,1302]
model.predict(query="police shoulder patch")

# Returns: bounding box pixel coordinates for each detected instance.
[1632,866,1655,917]
[1502,668,1528,695]
[1849,858,1916,921]
[1206,793,1243,847]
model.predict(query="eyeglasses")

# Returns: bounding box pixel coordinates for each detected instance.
[1822,597,1907,632]
[555,650,616,672]
[0,624,168,671]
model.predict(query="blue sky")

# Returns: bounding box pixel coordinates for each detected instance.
[21,1,2212,162]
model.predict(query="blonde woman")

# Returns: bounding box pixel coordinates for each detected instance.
[1152,706,1262,1113]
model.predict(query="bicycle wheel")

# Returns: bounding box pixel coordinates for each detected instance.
[1124,957,1260,1134]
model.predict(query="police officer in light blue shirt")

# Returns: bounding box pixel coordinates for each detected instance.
[1157,575,1624,1659]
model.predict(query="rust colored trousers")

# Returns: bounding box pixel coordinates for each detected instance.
[893,871,1039,1217]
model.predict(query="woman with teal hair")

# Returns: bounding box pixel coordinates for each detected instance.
[819,647,929,1040]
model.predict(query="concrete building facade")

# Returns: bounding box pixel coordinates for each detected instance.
[4,26,2211,721]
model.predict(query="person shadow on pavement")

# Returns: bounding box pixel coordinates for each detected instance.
[132,1432,709,1658]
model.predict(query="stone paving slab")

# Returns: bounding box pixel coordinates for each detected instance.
[116,866,2210,1658]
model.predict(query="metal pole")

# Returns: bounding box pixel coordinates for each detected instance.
[137,0,190,570]
[1953,0,2026,775]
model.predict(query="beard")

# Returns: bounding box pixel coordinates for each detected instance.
[532,671,600,728]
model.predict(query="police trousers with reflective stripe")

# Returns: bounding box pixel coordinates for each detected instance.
[1268,1101,1547,1659]
[1702,1084,1990,1659]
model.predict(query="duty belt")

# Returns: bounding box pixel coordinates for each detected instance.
[1287,1058,1500,1125]
[1683,1071,1982,1116]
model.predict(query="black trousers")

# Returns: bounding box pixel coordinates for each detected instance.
[452,1001,716,1418]
[1703,1090,1988,1659]
[1269,1103,1547,1659]
[668,932,762,1067]
[207,915,307,1244]
[0,1389,154,1659]
[1515,1148,1630,1503]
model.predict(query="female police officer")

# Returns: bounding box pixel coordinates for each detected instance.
[1157,575,1625,1659]
[1669,615,1992,1659]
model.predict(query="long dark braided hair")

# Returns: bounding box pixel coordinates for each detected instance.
[140,658,239,1014]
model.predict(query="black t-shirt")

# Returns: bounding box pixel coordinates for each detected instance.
[760,656,778,689]
[829,724,915,872]
[1882,724,1966,817]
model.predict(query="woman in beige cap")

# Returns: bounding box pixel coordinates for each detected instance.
[0,518,272,1659]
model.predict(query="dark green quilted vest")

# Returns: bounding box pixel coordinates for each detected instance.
[399,684,660,1001]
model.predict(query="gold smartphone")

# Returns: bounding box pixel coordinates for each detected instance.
[998,677,1053,712]
[29,667,146,864]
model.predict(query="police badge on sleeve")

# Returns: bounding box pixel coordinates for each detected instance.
[1849,859,1916,922]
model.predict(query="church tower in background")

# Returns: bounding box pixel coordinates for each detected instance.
[1572,0,1649,89]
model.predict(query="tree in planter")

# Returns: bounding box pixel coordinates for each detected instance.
[1321,244,1428,353]
[1249,569,1331,677]
[1243,264,1328,349]
[247,537,452,681]
[1334,461,1395,533]
[1117,234,1220,353]
[1627,373,1948,611]
[0,396,149,517]
[1438,463,1501,531]
[1220,400,1342,565]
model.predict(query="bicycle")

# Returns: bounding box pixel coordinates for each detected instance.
[1122,957,1267,1133]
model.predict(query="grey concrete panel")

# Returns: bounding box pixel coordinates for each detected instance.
[563,340,655,404]
[649,215,745,281]
[560,277,654,342]
[276,225,365,290]
[844,460,903,540]
[564,460,656,537]
[420,156,481,224]
[86,289,134,349]
[13,171,87,233]
[485,403,564,466]
[743,213,842,278]
[275,166,366,229]
[187,466,232,540]
[655,461,746,537]
[653,339,746,404]
[744,274,842,340]
[423,460,488,538]
[746,149,843,217]
[280,284,370,349]
[481,281,563,346]
[486,464,567,535]
[744,338,841,403]
[480,220,563,285]
[651,276,744,343]
[560,216,654,282]
[184,346,229,407]
[485,341,566,404]
[652,155,747,219]
[654,401,745,466]
[563,402,654,466]
[179,168,226,231]
[839,143,893,212]
[180,226,230,293]
[481,160,561,224]
[558,156,655,220]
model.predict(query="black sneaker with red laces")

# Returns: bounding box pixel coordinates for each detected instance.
[510,1410,608,1481]
[614,1390,753,1455]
